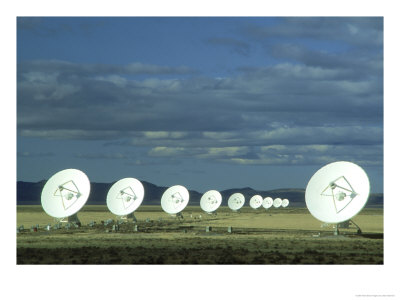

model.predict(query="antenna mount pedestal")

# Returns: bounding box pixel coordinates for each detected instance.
[333,225,339,236]
[349,219,362,234]
[127,212,137,222]
[68,213,81,227]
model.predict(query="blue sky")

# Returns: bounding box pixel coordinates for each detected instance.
[17,17,383,193]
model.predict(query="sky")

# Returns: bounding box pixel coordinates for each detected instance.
[16,17,383,193]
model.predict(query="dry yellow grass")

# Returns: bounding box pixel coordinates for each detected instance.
[17,205,383,264]
[17,205,383,233]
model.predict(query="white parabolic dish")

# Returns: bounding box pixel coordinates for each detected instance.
[200,190,222,213]
[106,178,144,216]
[41,169,90,219]
[305,161,370,224]
[161,185,190,214]
[228,193,245,211]
[262,197,273,209]
[281,198,289,208]
[249,195,263,209]
[273,198,282,208]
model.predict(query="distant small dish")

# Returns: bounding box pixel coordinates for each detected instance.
[249,195,263,209]
[281,198,289,208]
[273,198,282,208]
[262,197,273,209]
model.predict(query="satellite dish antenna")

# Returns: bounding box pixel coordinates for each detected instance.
[262,197,273,209]
[281,198,289,208]
[273,198,282,208]
[41,169,90,225]
[249,195,263,209]
[200,190,222,214]
[305,161,370,233]
[161,185,189,218]
[106,178,144,222]
[228,193,245,212]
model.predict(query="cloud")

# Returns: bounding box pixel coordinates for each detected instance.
[17,17,43,31]
[219,144,382,166]
[18,60,195,77]
[148,146,189,157]
[18,58,382,138]
[17,17,108,37]
[122,126,382,149]
[74,153,129,160]
[266,44,383,80]
[201,146,248,158]
[19,129,123,140]
[142,131,188,139]
[243,17,383,48]
[17,18,382,168]
[144,142,382,167]
[205,37,251,56]
[17,151,54,157]
[148,146,249,159]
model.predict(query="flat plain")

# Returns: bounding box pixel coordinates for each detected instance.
[16,205,383,264]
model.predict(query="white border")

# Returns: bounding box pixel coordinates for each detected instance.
[6,1,398,299]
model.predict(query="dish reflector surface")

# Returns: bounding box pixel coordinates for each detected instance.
[305,161,370,223]
[273,198,282,208]
[262,197,273,209]
[200,190,222,213]
[106,178,144,216]
[281,198,289,208]
[161,185,189,214]
[249,195,263,209]
[228,193,245,211]
[41,169,90,218]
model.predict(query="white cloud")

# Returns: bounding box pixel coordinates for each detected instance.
[95,75,127,87]
[141,78,182,91]
[202,131,238,139]
[199,146,249,158]
[18,129,121,140]
[142,131,188,139]
[148,146,188,157]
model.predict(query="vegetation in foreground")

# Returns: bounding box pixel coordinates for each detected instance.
[17,206,383,264]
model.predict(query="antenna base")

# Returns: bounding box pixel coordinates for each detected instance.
[333,225,339,235]
[127,212,137,222]
[68,213,81,227]
[349,219,363,234]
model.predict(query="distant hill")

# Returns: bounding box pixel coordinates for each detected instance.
[16,180,383,207]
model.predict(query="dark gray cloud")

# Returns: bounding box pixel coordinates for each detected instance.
[143,143,382,167]
[17,59,382,140]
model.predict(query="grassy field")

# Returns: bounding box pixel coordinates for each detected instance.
[16,205,383,264]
